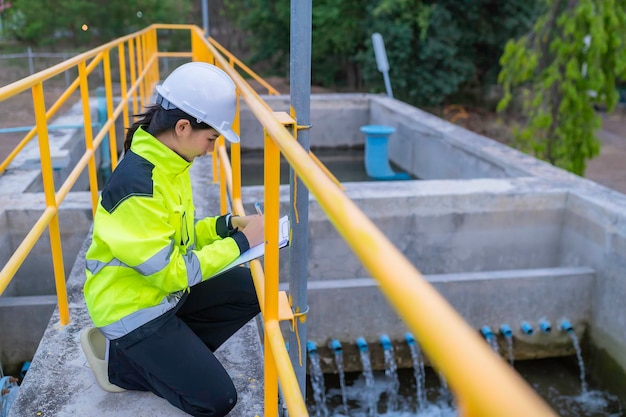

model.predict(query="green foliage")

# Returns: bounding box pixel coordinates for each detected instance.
[224,0,367,87]
[357,0,541,106]
[3,0,190,46]
[498,0,626,175]
[225,0,540,106]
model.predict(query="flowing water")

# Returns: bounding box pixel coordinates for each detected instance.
[308,356,623,416]
[407,343,427,410]
[486,336,499,354]
[504,334,514,366]
[308,350,329,417]
[382,348,400,413]
[358,349,378,417]
[334,350,349,415]
[567,331,588,394]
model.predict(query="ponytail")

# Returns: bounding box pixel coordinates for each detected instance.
[124,105,159,153]
[124,105,213,153]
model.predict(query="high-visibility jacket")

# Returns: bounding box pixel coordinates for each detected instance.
[84,127,249,339]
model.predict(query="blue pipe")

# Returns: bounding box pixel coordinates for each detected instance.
[306,341,318,354]
[356,337,369,352]
[481,326,494,340]
[520,322,534,335]
[329,339,342,352]
[380,334,393,351]
[500,324,513,338]
[405,332,416,346]
[560,319,574,333]
[539,320,552,334]
[20,361,31,379]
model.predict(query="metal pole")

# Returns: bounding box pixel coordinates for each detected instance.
[27,47,34,75]
[288,0,312,400]
[202,0,209,38]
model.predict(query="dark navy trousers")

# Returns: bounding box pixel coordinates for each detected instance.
[107,267,261,417]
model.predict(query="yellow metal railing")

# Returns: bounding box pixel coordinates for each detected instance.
[203,28,559,417]
[0,23,559,417]
[0,27,160,325]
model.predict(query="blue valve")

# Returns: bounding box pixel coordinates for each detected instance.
[356,337,369,352]
[329,339,342,352]
[380,334,393,351]
[521,322,534,335]
[539,320,552,334]
[560,319,574,333]
[500,324,513,338]
[481,326,495,340]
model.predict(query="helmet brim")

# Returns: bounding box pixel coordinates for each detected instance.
[219,128,240,144]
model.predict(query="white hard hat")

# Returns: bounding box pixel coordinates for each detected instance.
[155,62,240,143]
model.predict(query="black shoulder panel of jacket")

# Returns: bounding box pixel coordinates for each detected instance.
[100,150,155,213]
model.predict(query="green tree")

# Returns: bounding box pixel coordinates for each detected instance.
[4,0,190,46]
[498,0,626,175]
[224,0,366,87]
[225,0,539,105]
[357,0,541,107]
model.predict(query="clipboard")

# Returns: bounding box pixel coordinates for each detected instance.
[210,215,290,278]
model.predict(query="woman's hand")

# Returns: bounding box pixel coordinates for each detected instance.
[231,214,260,230]
[240,214,264,247]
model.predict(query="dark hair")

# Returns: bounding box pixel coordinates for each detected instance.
[124,105,213,152]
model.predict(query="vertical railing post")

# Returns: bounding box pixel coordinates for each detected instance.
[231,94,242,209]
[32,83,70,325]
[135,36,145,109]
[118,43,130,136]
[218,137,228,215]
[128,39,139,118]
[288,0,313,397]
[102,49,118,170]
[78,61,100,215]
[264,128,281,417]
[153,28,160,86]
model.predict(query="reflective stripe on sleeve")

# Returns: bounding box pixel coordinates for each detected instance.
[87,239,202,286]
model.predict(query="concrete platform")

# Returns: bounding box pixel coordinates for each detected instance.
[6,154,266,417]
[7,235,265,417]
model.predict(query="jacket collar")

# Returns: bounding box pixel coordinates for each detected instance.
[130,126,192,176]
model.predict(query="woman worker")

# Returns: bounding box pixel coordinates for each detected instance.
[84,62,263,417]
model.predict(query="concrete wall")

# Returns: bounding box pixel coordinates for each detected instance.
[239,94,370,150]
[559,191,626,379]
[238,95,626,378]
[3,205,93,297]
[4,93,626,388]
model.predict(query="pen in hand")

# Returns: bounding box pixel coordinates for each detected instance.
[254,202,263,216]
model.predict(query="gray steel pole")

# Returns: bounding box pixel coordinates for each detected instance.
[202,0,209,38]
[288,0,312,400]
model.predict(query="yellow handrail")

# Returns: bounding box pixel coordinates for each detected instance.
[204,26,557,417]
[0,23,560,417]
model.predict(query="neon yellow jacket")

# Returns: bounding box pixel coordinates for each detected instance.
[84,127,249,339]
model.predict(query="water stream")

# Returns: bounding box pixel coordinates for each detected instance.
[567,331,588,394]
[382,347,400,413]
[487,336,499,354]
[504,334,514,366]
[307,335,623,417]
[407,342,427,410]
[333,349,349,416]
[358,349,378,417]
[308,350,329,417]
